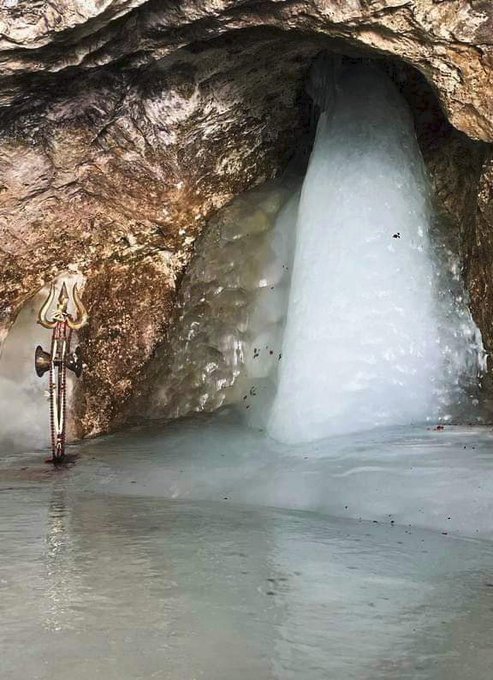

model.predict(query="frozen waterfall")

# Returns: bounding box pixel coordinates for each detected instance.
[144,62,485,444]
[267,64,484,443]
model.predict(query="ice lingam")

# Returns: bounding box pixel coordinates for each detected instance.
[151,61,486,442]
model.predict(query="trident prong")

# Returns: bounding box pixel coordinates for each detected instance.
[37,283,57,329]
[67,284,89,331]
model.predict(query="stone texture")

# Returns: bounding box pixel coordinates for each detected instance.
[73,252,178,436]
[0,30,319,434]
[0,1,491,140]
[0,0,491,436]
[466,152,493,358]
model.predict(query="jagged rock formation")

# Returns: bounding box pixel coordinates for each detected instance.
[0,0,491,436]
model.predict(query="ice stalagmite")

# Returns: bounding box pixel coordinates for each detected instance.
[268,64,484,443]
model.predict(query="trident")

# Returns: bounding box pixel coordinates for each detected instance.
[35,281,89,463]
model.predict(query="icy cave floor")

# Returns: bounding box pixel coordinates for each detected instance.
[2,412,493,680]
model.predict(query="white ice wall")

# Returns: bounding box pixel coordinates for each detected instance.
[268,65,485,443]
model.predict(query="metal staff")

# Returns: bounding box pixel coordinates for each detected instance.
[35,281,88,463]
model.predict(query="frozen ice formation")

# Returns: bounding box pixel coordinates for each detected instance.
[74,412,493,540]
[268,64,486,442]
[151,63,485,443]
[149,181,296,420]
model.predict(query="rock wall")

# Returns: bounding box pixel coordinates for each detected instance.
[0,1,491,139]
[0,0,491,436]
[0,29,318,435]
[467,152,493,384]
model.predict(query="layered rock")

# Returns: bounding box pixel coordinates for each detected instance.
[0,0,491,436]
[0,1,491,139]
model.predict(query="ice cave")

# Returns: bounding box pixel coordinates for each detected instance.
[1,3,493,679]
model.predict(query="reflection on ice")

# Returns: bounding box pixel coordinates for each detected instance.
[2,476,493,680]
[2,412,493,678]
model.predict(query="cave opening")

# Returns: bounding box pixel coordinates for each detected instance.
[0,28,490,445]
[133,39,489,440]
[2,7,493,678]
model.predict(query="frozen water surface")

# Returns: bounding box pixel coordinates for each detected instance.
[2,414,493,680]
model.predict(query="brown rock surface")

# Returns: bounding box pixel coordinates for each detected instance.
[0,1,491,139]
[466,152,493,358]
[0,0,491,435]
